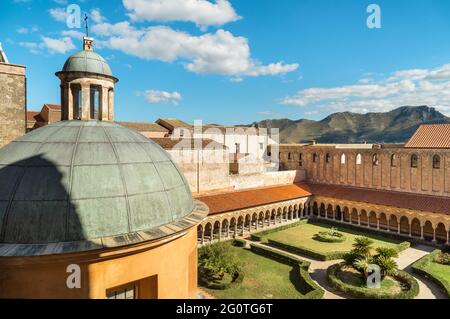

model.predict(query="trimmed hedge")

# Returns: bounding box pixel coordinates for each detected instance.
[312,219,414,245]
[412,249,450,298]
[267,239,345,261]
[233,239,247,247]
[250,220,308,242]
[314,231,347,243]
[250,244,324,299]
[262,220,410,261]
[200,271,245,290]
[327,263,419,299]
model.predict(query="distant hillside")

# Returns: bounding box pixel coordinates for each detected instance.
[249,106,450,144]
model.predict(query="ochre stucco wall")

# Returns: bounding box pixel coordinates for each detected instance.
[0,227,198,299]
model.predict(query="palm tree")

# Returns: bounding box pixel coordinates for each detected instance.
[352,237,374,259]
[375,255,398,278]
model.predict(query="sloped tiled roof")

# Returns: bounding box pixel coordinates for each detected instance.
[26,111,40,122]
[118,122,169,133]
[405,124,450,149]
[156,118,193,131]
[44,104,61,111]
[197,184,312,215]
[304,183,450,215]
[151,138,227,150]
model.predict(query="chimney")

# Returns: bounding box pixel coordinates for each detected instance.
[83,37,94,51]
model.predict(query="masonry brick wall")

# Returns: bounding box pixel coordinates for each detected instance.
[0,63,26,149]
[278,145,450,197]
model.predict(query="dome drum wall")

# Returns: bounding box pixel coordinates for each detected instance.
[58,74,116,121]
[0,121,209,257]
[56,49,118,122]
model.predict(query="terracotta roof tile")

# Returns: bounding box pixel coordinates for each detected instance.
[405,124,450,149]
[150,137,227,150]
[118,122,169,132]
[305,183,450,215]
[197,184,312,215]
[26,111,40,122]
[44,104,61,111]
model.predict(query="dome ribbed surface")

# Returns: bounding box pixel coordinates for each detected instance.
[0,121,194,245]
[61,50,113,76]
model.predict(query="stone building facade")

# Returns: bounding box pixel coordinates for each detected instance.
[276,142,450,197]
[0,62,26,148]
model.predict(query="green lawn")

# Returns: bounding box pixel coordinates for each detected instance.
[412,250,450,298]
[265,222,405,256]
[424,261,450,290]
[201,243,310,299]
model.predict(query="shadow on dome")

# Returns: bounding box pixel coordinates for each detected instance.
[0,155,87,246]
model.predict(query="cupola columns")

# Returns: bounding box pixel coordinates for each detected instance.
[56,37,118,122]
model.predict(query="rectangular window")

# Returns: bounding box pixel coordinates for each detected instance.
[259,143,264,150]
[107,284,137,299]
[235,143,240,154]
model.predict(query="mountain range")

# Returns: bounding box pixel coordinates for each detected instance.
[249,106,450,144]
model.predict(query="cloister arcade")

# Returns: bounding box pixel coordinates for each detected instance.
[198,198,309,244]
[198,195,450,246]
[308,197,450,245]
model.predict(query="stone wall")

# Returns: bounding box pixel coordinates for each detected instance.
[0,63,26,149]
[167,148,306,194]
[278,145,450,197]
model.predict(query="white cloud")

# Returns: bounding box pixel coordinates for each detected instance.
[92,22,298,78]
[16,27,29,34]
[16,25,39,34]
[142,90,182,105]
[49,7,67,22]
[123,0,240,28]
[90,8,106,24]
[61,29,85,40]
[22,36,76,55]
[42,36,75,54]
[281,63,450,116]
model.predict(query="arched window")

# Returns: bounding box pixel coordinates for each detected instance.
[433,155,441,169]
[390,154,397,167]
[411,154,418,168]
[340,153,346,164]
[372,154,379,166]
[326,153,331,163]
[313,153,318,163]
[356,153,362,165]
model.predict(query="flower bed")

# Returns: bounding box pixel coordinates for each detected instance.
[327,262,419,299]
[314,229,347,243]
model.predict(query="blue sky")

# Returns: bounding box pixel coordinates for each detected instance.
[2,0,450,124]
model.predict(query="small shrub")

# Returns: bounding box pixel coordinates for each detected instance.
[233,239,246,247]
[433,252,450,266]
[314,230,346,243]
[198,242,243,289]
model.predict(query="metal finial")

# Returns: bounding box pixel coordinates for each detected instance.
[84,14,89,37]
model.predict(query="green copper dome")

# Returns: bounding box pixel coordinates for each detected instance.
[61,50,113,77]
[0,121,196,248]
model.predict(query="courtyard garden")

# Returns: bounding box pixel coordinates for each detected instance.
[327,237,419,299]
[198,241,323,299]
[253,221,410,261]
[412,249,450,298]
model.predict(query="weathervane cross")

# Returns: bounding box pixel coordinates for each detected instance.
[84,13,89,37]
